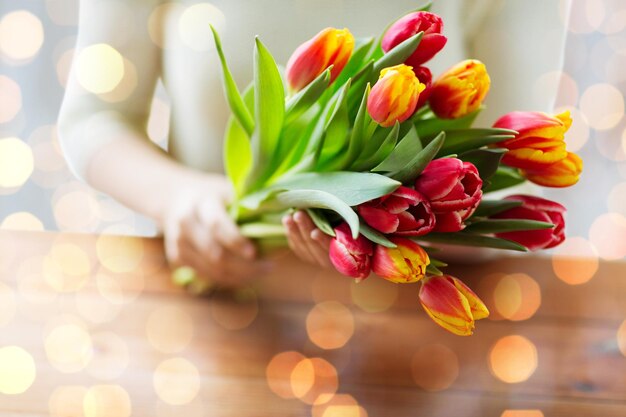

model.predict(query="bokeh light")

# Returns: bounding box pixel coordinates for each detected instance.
[99,58,138,103]
[579,83,624,131]
[266,351,307,399]
[52,185,101,231]
[411,344,459,391]
[45,0,79,26]
[0,137,34,190]
[208,288,259,330]
[0,75,22,123]
[75,289,121,324]
[0,283,16,326]
[148,3,184,49]
[49,385,88,417]
[96,267,145,304]
[306,301,354,350]
[178,3,226,51]
[350,277,398,313]
[83,385,132,417]
[534,71,578,108]
[489,335,538,383]
[55,48,75,88]
[96,226,144,273]
[552,237,599,285]
[44,323,93,373]
[617,319,626,357]
[153,357,201,406]
[608,182,626,217]
[0,211,44,231]
[85,332,129,380]
[493,274,542,321]
[311,394,368,417]
[290,357,338,405]
[589,213,626,260]
[43,242,92,292]
[564,0,605,34]
[501,411,544,417]
[0,346,37,395]
[146,306,194,354]
[0,10,44,62]
[75,43,125,94]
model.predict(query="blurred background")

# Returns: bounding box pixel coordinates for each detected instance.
[0,0,625,264]
[1,1,626,416]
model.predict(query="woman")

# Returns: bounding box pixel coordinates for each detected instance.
[58,0,568,285]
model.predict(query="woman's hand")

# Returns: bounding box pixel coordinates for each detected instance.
[162,175,272,286]
[283,210,333,268]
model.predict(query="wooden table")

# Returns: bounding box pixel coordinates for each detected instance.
[0,230,625,417]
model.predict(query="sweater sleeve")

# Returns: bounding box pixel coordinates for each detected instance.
[57,0,163,181]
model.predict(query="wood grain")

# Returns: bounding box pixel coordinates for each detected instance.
[0,230,625,417]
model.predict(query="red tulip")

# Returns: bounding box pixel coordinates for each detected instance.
[358,186,435,236]
[329,223,373,279]
[382,11,447,66]
[493,195,566,251]
[286,27,355,91]
[413,66,432,109]
[414,158,483,232]
[419,275,489,336]
[372,238,430,283]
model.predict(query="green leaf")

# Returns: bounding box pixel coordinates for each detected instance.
[341,84,373,168]
[415,108,481,140]
[359,222,397,248]
[273,190,361,239]
[353,122,399,171]
[430,258,448,268]
[285,68,331,122]
[224,85,254,196]
[387,131,445,184]
[461,148,506,180]
[426,263,444,276]
[415,233,528,252]
[318,81,351,168]
[239,171,401,211]
[239,222,286,238]
[465,219,554,234]
[273,172,401,206]
[372,125,422,172]
[210,25,254,136]
[306,209,336,237]
[249,37,285,187]
[484,167,526,193]
[471,199,523,217]
[436,128,517,156]
[372,32,423,79]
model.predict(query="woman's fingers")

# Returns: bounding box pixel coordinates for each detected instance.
[195,202,256,260]
[293,211,331,267]
[283,214,315,263]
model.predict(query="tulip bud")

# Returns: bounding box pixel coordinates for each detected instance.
[419,275,489,336]
[358,186,435,236]
[522,152,583,188]
[414,158,483,232]
[286,27,355,91]
[368,64,425,127]
[382,11,447,66]
[413,66,432,109]
[329,223,373,279]
[372,238,429,283]
[493,195,566,250]
[429,60,491,119]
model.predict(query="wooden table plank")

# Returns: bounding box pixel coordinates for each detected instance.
[0,230,625,416]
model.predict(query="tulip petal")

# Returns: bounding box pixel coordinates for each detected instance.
[372,238,429,283]
[358,205,399,234]
[419,276,475,336]
[450,277,489,320]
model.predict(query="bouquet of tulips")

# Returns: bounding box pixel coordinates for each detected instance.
[210,3,582,336]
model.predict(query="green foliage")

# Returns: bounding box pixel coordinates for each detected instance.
[471,199,523,218]
[484,167,526,192]
[464,219,554,233]
[359,222,397,248]
[416,233,528,252]
[386,132,445,184]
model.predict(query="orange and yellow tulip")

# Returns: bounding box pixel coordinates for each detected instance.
[428,59,490,119]
[367,64,425,127]
[419,275,489,336]
[522,152,583,188]
[494,111,582,187]
[372,238,429,283]
[286,27,355,92]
